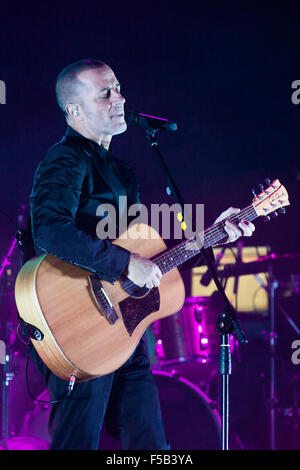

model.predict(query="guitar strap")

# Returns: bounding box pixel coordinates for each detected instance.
[16,227,44,342]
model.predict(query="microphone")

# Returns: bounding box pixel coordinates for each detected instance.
[200,246,226,287]
[125,110,177,133]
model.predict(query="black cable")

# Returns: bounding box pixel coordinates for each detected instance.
[25,345,76,405]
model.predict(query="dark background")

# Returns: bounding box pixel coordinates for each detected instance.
[0,0,300,450]
[0,1,299,257]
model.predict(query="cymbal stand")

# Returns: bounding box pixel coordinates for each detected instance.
[255,268,300,450]
[253,264,279,450]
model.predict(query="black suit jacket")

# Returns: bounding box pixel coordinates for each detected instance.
[29,126,137,283]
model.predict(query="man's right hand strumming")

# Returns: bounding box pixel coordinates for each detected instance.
[127,253,162,289]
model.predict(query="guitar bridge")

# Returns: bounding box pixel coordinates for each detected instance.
[88,275,118,324]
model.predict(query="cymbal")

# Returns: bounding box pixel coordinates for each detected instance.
[217,253,300,278]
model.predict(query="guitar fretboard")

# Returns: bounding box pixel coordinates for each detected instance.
[153,204,257,274]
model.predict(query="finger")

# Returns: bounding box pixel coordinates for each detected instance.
[224,227,236,243]
[225,220,242,237]
[154,265,162,278]
[214,207,240,224]
[147,278,160,289]
[154,265,162,279]
[225,221,242,241]
[238,221,254,237]
[225,207,241,217]
[244,220,255,232]
[224,226,235,242]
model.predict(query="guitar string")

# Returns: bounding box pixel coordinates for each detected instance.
[160,205,255,254]
[151,206,256,267]
[103,199,279,304]
[120,206,256,294]
[101,189,283,303]
[153,205,255,263]
[118,205,257,296]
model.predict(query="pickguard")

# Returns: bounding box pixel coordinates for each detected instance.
[119,288,160,336]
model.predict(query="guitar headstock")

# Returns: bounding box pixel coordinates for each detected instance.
[252,179,290,218]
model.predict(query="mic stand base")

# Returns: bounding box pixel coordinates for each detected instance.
[217,314,234,450]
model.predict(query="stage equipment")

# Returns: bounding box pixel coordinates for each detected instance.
[191,245,270,314]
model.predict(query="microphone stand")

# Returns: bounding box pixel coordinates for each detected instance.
[145,129,248,450]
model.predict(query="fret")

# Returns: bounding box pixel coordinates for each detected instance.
[154,204,257,275]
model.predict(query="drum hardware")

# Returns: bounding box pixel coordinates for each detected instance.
[291,274,300,295]
[252,262,300,450]
[278,274,300,298]
[216,253,300,279]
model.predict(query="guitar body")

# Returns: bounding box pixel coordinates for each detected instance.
[15,224,185,381]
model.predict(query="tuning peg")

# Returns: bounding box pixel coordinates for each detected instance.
[252,188,257,197]
[271,211,278,218]
[259,184,264,192]
[265,178,271,186]
[264,216,271,222]
[279,207,286,214]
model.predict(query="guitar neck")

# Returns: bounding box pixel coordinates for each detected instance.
[153,204,257,275]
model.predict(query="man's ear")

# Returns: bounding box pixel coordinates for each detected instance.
[65,103,81,119]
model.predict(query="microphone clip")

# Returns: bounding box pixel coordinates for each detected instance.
[125,110,177,138]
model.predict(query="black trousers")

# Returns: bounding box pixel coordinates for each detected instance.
[30,340,169,450]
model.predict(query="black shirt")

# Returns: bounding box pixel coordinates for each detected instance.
[29,126,139,284]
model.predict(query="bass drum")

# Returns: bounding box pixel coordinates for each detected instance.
[0,436,49,450]
[0,354,51,450]
[153,369,221,450]
[18,389,51,446]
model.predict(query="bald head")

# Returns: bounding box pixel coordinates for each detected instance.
[55,59,107,114]
[54,59,126,147]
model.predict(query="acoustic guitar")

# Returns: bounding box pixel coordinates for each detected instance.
[14,179,289,381]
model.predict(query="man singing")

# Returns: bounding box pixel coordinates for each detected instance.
[28,59,255,450]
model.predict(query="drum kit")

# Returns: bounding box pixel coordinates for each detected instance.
[0,250,300,450]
